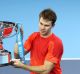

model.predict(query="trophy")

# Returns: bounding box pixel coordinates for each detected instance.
[0,21,25,66]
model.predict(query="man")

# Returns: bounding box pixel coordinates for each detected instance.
[13,8,63,74]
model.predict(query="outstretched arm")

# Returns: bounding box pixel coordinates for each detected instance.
[12,59,55,74]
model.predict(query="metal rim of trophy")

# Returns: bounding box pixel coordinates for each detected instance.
[0,21,19,39]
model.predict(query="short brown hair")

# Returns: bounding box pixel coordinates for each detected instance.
[39,8,57,26]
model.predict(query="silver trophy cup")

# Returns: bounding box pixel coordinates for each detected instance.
[0,21,24,66]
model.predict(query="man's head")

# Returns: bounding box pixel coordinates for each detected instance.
[39,8,57,37]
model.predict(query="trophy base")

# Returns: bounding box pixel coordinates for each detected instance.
[0,61,14,67]
[0,63,10,67]
[0,50,12,67]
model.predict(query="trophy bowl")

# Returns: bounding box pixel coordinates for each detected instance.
[0,21,16,66]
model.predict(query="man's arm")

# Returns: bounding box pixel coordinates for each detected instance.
[13,59,55,74]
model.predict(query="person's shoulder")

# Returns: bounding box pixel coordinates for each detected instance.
[28,32,39,40]
[30,32,39,37]
[51,33,63,45]
[51,33,63,50]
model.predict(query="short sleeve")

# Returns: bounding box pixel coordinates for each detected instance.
[45,41,63,64]
[24,32,38,52]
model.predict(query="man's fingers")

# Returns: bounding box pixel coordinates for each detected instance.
[11,59,20,62]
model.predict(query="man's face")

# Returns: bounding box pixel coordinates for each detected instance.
[39,17,52,36]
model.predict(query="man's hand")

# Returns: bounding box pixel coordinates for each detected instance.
[11,59,24,68]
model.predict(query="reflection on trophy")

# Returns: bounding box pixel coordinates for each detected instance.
[0,21,25,66]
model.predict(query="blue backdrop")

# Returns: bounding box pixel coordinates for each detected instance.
[0,0,80,59]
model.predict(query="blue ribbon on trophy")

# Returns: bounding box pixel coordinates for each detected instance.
[16,23,25,63]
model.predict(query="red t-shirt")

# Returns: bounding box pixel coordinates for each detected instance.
[24,32,63,74]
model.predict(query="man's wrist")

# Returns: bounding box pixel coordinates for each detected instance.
[20,63,27,70]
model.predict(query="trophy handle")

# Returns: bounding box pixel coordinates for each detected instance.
[15,23,25,63]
